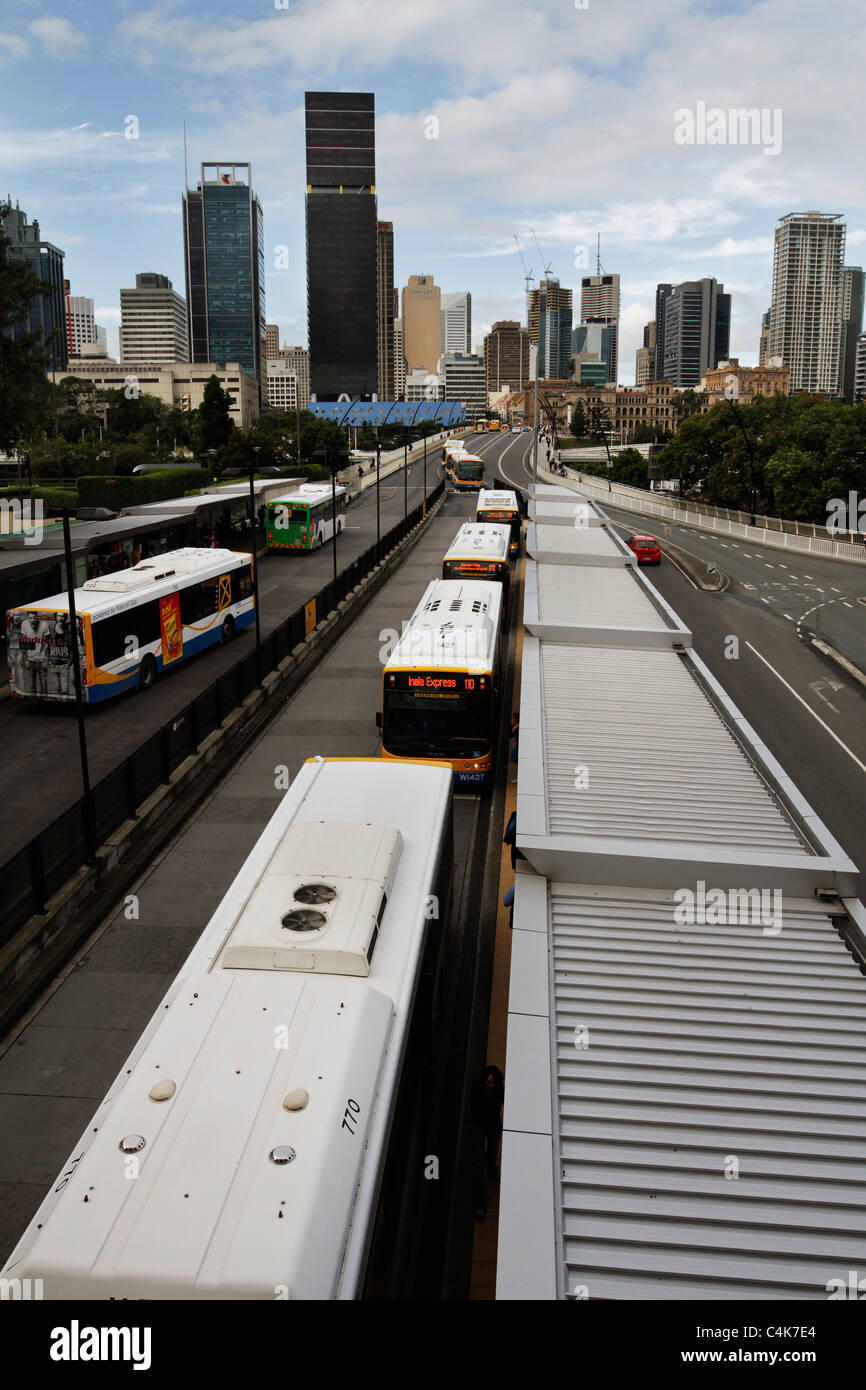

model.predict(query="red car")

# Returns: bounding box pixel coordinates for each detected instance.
[626,534,661,565]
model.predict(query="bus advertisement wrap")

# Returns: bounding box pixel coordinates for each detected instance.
[6,611,84,699]
[159,593,183,664]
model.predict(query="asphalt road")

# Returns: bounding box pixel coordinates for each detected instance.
[490,435,866,878]
[0,449,448,860]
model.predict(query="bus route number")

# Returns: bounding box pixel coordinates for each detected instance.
[341,1098,361,1135]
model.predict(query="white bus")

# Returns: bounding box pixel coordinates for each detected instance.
[442,523,511,599]
[378,578,504,788]
[476,488,522,555]
[6,547,254,703]
[0,756,454,1300]
[266,482,347,551]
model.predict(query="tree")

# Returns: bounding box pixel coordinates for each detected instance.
[0,200,53,455]
[611,448,649,487]
[195,375,233,454]
[570,400,587,440]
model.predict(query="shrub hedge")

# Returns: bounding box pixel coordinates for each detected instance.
[76,469,205,510]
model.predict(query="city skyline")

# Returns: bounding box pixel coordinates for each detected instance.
[2,0,863,384]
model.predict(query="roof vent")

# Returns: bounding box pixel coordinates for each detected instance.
[219,822,402,976]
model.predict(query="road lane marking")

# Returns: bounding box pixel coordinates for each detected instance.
[783,613,793,620]
[843,601,854,608]
[746,641,866,774]
[778,562,787,568]
[831,587,842,593]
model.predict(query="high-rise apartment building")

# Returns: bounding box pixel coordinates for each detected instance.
[277,345,310,407]
[443,352,486,417]
[305,92,377,399]
[1,202,67,369]
[839,266,865,403]
[580,273,620,383]
[394,317,406,399]
[758,309,771,367]
[484,321,529,392]
[182,164,265,393]
[377,221,395,400]
[441,291,471,355]
[266,323,280,359]
[65,295,96,357]
[855,333,866,403]
[529,279,573,378]
[656,278,731,387]
[119,273,188,365]
[403,274,441,374]
[767,212,846,395]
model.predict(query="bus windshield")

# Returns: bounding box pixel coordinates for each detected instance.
[456,460,484,481]
[383,687,492,759]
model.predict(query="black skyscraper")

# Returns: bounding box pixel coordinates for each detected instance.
[305,92,378,400]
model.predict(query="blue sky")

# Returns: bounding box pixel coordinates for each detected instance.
[2,0,864,382]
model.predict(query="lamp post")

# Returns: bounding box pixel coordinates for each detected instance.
[423,430,427,510]
[249,445,263,685]
[207,448,217,487]
[403,427,408,519]
[375,429,381,549]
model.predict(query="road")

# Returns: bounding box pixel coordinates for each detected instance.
[0,449,446,859]
[487,433,866,877]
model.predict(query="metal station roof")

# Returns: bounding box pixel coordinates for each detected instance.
[306,400,465,428]
[526,522,635,567]
[524,559,691,649]
[528,499,604,527]
[499,876,866,1301]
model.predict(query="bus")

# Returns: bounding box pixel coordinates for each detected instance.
[266,482,347,551]
[487,419,501,432]
[452,453,485,492]
[0,756,455,1300]
[474,419,487,433]
[6,547,254,703]
[441,443,468,480]
[442,524,511,609]
[378,578,504,788]
[476,487,522,555]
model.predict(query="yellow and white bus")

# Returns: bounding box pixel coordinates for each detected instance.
[476,487,522,555]
[378,578,504,788]
[473,419,487,433]
[442,524,511,608]
[487,419,501,432]
[441,443,468,480]
[452,453,485,491]
[6,547,254,703]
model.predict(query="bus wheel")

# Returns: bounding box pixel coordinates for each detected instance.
[221,614,235,644]
[138,654,157,692]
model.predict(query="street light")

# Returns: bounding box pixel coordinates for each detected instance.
[403,426,408,519]
[375,427,381,549]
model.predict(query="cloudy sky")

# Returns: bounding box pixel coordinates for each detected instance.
[2,0,864,382]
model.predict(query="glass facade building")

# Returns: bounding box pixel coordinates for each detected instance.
[1,204,67,370]
[305,92,378,400]
[182,164,265,395]
[657,278,731,388]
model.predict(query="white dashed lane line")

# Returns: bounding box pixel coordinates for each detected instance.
[831,587,842,593]
[843,602,854,609]
[746,642,866,776]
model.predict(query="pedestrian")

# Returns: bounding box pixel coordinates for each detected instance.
[358,464,364,479]
[502,810,525,871]
[470,1065,505,1219]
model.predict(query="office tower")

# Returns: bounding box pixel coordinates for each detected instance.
[768,212,846,395]
[573,322,615,385]
[65,295,96,357]
[528,278,573,378]
[758,309,771,367]
[580,272,620,382]
[377,221,394,399]
[266,324,280,359]
[484,321,529,392]
[277,345,310,407]
[394,317,406,399]
[1,203,67,369]
[657,278,731,387]
[403,274,441,374]
[441,291,471,355]
[443,352,486,417]
[305,92,377,399]
[119,273,188,365]
[183,162,265,398]
[635,320,655,387]
[654,283,672,381]
[839,267,865,402]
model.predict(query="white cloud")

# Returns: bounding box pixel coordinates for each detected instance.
[29,16,87,58]
[0,32,28,63]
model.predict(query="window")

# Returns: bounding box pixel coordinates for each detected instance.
[91,600,160,667]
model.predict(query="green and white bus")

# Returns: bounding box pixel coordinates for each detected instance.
[266,483,347,552]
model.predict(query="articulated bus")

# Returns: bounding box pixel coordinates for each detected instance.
[442,524,511,611]
[452,453,485,491]
[441,443,467,480]
[476,487,522,555]
[378,578,504,788]
[6,548,254,703]
[266,482,346,551]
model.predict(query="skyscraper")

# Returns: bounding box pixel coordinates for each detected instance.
[119,273,188,365]
[441,291,471,354]
[403,275,441,374]
[484,321,529,392]
[767,212,846,395]
[377,221,395,400]
[758,309,771,367]
[529,279,573,378]
[266,323,280,359]
[839,266,865,403]
[656,278,731,387]
[182,164,265,393]
[305,92,378,399]
[635,320,655,387]
[65,295,96,357]
[855,333,866,403]
[654,283,672,382]
[580,273,620,383]
[394,317,406,399]
[1,203,67,370]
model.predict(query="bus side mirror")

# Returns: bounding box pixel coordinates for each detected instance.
[375,711,382,729]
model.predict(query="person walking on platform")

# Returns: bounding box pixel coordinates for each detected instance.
[470,1065,505,1219]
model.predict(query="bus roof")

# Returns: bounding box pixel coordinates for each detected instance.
[455,454,483,466]
[6,547,249,620]
[1,757,453,1301]
[269,482,347,506]
[477,489,519,513]
[384,578,503,674]
[443,523,510,564]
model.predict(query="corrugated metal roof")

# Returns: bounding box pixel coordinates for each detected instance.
[548,882,866,1299]
[539,643,808,855]
[527,523,634,566]
[535,562,673,630]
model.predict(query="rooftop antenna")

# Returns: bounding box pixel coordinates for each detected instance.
[530,228,552,280]
[596,232,606,275]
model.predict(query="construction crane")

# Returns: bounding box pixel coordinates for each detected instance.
[530,229,553,281]
[513,234,535,327]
